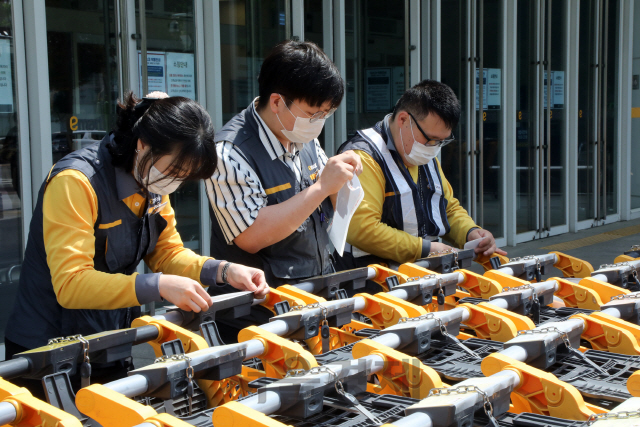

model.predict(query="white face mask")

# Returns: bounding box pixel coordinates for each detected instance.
[135,154,183,196]
[146,165,182,195]
[400,118,441,166]
[276,95,326,143]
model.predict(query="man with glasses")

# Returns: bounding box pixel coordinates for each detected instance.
[206,40,361,341]
[336,80,505,271]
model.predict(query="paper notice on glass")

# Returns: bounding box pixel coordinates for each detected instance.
[328,175,365,256]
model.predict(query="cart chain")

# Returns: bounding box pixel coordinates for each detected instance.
[610,292,640,301]
[501,284,540,321]
[586,409,640,425]
[428,385,499,427]
[399,313,480,359]
[47,334,86,345]
[517,327,608,375]
[406,273,438,283]
[153,354,196,416]
[427,249,459,258]
[599,262,630,270]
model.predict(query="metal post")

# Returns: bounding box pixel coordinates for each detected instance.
[601,0,610,220]
[537,0,545,236]
[405,0,411,90]
[333,0,347,146]
[596,0,604,221]
[138,0,148,96]
[478,0,484,227]
[545,0,552,232]
[469,0,477,221]
[291,0,304,41]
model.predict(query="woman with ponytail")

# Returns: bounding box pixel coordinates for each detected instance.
[4,92,269,388]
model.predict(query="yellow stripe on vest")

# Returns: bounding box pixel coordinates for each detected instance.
[384,192,396,197]
[265,183,292,195]
[98,219,122,229]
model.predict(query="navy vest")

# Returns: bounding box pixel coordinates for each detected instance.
[210,107,334,287]
[336,120,450,268]
[5,136,167,349]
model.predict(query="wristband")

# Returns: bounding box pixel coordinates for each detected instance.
[221,262,233,285]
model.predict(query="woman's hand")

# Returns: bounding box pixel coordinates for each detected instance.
[429,242,455,253]
[158,274,213,312]
[219,262,270,299]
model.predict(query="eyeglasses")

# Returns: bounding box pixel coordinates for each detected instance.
[282,95,337,123]
[407,112,456,147]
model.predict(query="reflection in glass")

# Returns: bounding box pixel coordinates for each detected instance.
[441,0,503,238]
[344,0,406,138]
[0,0,22,344]
[604,0,618,216]
[577,0,597,221]
[303,0,326,149]
[516,0,567,234]
[577,0,619,221]
[478,0,504,238]
[515,0,537,233]
[304,0,323,48]
[45,0,119,163]
[220,0,288,123]
[546,1,567,228]
[136,0,201,253]
[440,0,468,209]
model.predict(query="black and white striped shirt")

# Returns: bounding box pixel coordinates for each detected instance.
[206,99,329,244]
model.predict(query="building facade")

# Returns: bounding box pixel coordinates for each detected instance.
[0,0,638,346]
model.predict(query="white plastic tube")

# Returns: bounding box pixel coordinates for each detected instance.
[0,402,16,426]
[391,413,434,427]
[104,374,149,397]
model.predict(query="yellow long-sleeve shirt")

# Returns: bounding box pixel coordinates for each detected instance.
[346,150,479,264]
[43,169,213,310]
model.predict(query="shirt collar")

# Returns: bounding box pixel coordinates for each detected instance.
[382,114,396,152]
[115,163,143,200]
[250,97,303,161]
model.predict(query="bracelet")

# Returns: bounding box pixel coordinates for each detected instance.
[221,262,233,285]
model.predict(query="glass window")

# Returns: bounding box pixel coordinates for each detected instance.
[303,0,326,149]
[0,0,23,344]
[304,0,323,48]
[45,0,119,163]
[136,0,201,252]
[220,0,288,123]
[345,0,406,138]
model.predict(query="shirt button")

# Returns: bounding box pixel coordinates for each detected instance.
[95,159,101,164]
[135,202,140,207]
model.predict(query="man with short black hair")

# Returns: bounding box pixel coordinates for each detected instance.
[206,40,361,340]
[336,80,506,270]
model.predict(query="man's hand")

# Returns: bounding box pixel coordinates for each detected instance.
[467,228,508,257]
[317,150,363,196]
[158,275,213,312]
[220,262,270,299]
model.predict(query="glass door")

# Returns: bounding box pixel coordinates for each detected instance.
[577,0,619,225]
[515,0,568,239]
[135,0,202,252]
[0,0,25,344]
[345,0,408,138]
[440,0,504,239]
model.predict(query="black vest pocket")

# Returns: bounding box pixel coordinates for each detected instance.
[100,225,139,273]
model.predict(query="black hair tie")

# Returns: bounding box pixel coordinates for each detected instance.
[134,96,161,113]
